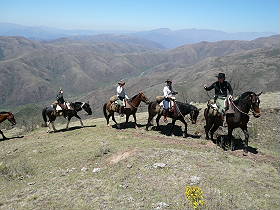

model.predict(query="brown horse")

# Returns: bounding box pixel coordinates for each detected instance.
[204,91,262,154]
[146,100,201,137]
[103,92,150,128]
[0,112,16,140]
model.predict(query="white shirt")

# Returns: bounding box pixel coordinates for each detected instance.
[163,85,173,98]
[117,86,129,99]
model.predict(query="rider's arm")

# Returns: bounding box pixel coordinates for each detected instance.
[227,82,233,95]
[204,82,215,91]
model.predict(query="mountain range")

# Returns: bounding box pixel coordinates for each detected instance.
[0,33,279,117]
[0,23,276,48]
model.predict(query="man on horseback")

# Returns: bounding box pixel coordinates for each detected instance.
[116,80,129,116]
[204,73,233,125]
[54,88,71,116]
[163,79,178,122]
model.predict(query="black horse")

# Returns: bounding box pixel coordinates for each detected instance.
[42,102,92,132]
[146,100,201,137]
[204,91,262,154]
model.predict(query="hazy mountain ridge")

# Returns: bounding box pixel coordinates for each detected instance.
[0,35,279,109]
[0,23,277,48]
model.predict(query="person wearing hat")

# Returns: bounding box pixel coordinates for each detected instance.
[163,79,178,122]
[116,80,129,115]
[204,73,233,123]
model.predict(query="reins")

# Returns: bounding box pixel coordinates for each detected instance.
[229,97,251,116]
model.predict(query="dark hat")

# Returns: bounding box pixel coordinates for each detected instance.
[118,80,125,85]
[216,73,225,79]
[165,79,172,83]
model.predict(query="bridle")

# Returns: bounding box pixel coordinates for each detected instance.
[229,95,260,117]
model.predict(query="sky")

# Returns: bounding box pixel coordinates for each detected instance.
[0,0,279,33]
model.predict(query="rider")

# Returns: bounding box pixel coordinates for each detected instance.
[204,73,233,124]
[163,79,178,122]
[116,80,129,116]
[55,88,69,116]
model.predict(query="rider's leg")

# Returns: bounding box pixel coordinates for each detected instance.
[163,98,169,122]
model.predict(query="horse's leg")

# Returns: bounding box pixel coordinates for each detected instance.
[146,112,156,131]
[125,113,130,126]
[65,116,73,129]
[210,122,219,141]
[205,117,214,140]
[155,114,161,130]
[0,130,7,140]
[74,114,84,127]
[132,113,138,129]
[111,113,120,129]
[241,126,249,155]
[179,117,188,138]
[228,127,234,151]
[169,118,176,136]
[51,122,57,132]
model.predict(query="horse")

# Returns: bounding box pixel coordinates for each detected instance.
[204,91,262,154]
[0,112,16,140]
[42,102,92,132]
[146,100,201,137]
[103,92,150,128]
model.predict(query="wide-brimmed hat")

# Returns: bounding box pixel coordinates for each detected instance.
[216,73,225,79]
[118,80,125,85]
[165,79,172,83]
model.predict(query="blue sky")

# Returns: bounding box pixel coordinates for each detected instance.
[0,0,279,32]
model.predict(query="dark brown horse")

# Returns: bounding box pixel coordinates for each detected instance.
[204,91,262,154]
[146,101,201,137]
[103,92,150,128]
[0,112,16,140]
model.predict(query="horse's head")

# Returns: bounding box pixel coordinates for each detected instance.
[189,107,201,124]
[139,92,150,104]
[7,112,16,126]
[249,92,262,118]
[81,102,92,115]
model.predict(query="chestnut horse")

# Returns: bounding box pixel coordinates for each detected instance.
[103,92,150,128]
[0,112,16,140]
[204,91,262,154]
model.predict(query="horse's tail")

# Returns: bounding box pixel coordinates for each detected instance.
[42,107,48,127]
[103,103,108,119]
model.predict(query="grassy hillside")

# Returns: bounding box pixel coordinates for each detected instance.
[0,92,279,209]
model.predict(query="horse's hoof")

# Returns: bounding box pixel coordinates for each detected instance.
[107,124,110,127]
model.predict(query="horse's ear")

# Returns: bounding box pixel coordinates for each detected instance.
[257,92,263,96]
[87,101,89,104]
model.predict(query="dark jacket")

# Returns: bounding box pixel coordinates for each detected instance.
[56,93,65,104]
[205,81,233,98]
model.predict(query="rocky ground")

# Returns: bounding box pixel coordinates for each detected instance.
[0,92,279,210]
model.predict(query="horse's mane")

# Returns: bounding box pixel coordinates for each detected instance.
[235,91,255,102]
[176,101,197,110]
[129,93,139,101]
[0,111,10,114]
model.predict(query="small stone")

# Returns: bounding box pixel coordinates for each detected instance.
[127,164,133,168]
[92,168,101,173]
[28,182,36,185]
[190,176,201,185]
[81,167,88,172]
[155,202,169,209]
[153,163,167,169]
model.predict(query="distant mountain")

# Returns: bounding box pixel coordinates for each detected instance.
[0,23,277,48]
[132,28,277,48]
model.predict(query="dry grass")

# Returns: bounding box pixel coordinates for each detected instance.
[0,92,279,210]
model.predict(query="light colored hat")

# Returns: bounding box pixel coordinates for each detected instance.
[118,80,125,85]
